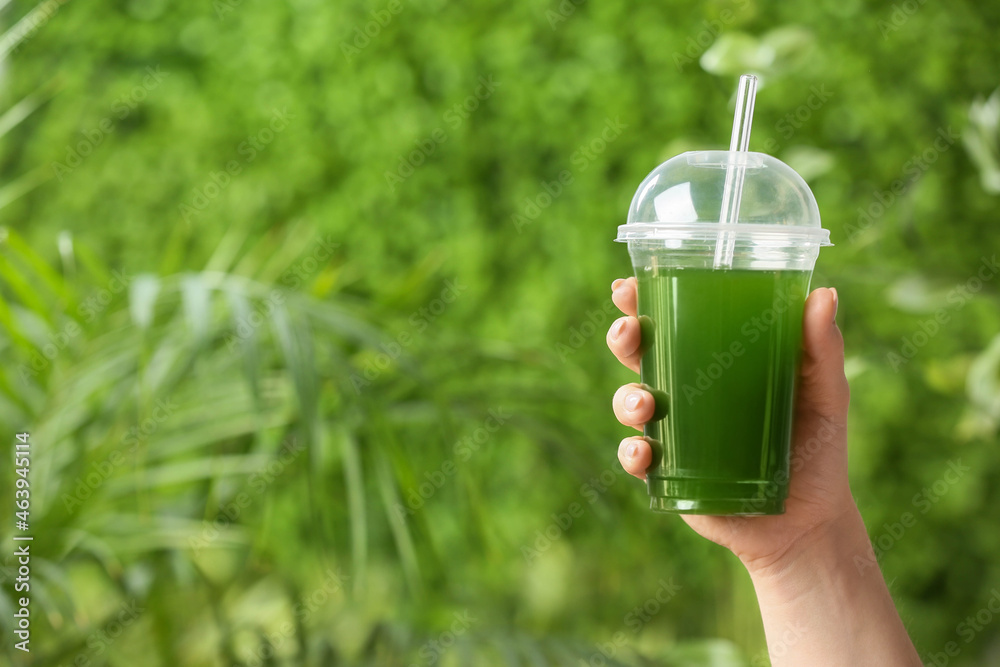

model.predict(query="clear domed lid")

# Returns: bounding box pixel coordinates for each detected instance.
[617,150,831,246]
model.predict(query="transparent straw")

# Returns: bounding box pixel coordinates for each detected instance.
[713,74,758,269]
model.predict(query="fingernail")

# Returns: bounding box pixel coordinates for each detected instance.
[612,278,626,292]
[610,317,627,341]
[626,442,638,458]
[624,391,642,411]
[830,287,839,321]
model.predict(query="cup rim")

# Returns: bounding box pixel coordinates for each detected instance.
[615,221,832,246]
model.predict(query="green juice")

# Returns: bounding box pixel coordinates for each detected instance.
[636,267,812,514]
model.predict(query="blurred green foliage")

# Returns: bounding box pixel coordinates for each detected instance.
[1,0,1000,664]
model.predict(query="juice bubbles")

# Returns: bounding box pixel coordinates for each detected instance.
[616,149,830,515]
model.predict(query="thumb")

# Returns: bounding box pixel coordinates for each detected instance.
[797,287,849,428]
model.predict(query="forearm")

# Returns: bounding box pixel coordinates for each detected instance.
[746,507,922,666]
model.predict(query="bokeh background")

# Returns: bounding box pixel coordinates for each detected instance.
[1,0,1000,665]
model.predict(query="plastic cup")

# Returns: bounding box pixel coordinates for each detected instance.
[616,150,831,515]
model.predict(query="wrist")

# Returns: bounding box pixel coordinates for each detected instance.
[743,505,871,591]
[743,506,922,666]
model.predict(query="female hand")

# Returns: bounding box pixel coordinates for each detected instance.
[608,277,922,665]
[607,277,854,573]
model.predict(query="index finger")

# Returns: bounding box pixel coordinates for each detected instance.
[611,277,637,317]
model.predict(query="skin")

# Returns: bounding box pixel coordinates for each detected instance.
[607,277,922,666]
